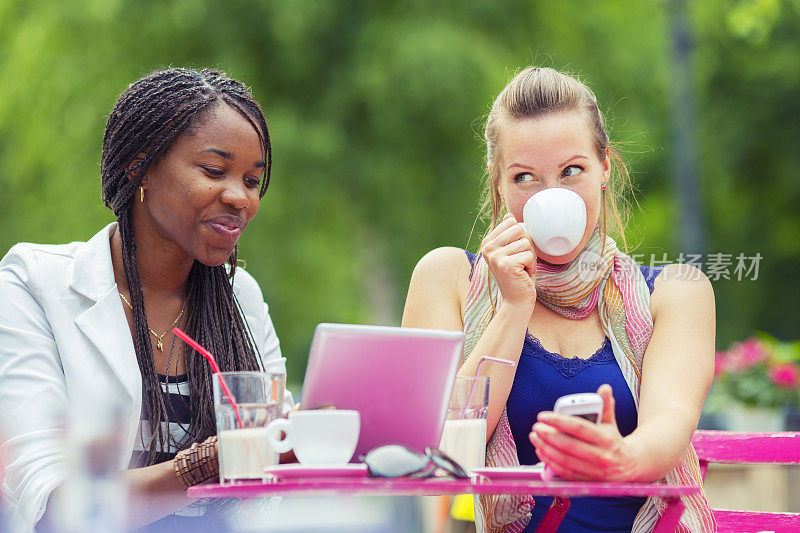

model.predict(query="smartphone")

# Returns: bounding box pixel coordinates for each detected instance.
[552,392,604,424]
[540,392,604,481]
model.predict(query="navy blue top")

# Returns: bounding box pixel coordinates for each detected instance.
[465,250,663,532]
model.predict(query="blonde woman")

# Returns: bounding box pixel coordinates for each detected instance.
[402,67,715,532]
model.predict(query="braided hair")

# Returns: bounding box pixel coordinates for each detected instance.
[100,68,271,466]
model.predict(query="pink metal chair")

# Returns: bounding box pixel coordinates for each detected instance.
[692,430,800,531]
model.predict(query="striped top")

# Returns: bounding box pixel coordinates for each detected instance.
[129,374,192,469]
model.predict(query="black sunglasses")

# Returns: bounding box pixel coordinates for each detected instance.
[360,445,469,479]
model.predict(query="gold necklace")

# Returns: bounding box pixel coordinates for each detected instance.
[119,293,186,352]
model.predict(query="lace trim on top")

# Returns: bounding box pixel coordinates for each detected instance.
[522,333,614,379]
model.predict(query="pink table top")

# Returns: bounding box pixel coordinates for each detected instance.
[188,477,701,500]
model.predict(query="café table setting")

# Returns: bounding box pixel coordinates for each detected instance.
[189,474,699,533]
[191,326,698,533]
[188,446,700,532]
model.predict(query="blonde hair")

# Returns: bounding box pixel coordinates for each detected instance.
[479,67,631,250]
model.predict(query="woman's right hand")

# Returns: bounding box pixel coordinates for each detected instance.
[481,212,537,309]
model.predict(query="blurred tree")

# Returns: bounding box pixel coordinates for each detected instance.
[0,0,797,385]
[691,0,800,345]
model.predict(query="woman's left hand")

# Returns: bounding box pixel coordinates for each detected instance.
[529,384,641,482]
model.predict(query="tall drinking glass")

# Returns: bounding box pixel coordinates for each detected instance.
[214,371,285,484]
[439,376,489,473]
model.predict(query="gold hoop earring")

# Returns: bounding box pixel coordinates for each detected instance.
[140,187,145,203]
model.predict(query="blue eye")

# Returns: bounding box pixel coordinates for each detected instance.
[513,172,536,183]
[562,165,584,178]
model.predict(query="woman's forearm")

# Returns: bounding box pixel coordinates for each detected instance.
[458,301,534,438]
[624,406,699,483]
[123,461,197,528]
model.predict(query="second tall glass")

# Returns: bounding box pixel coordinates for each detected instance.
[439,376,489,473]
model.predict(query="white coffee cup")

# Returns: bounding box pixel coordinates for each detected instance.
[522,188,587,256]
[266,410,360,466]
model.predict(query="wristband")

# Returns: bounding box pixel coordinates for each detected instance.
[173,435,219,488]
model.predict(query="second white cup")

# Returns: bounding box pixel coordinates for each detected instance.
[266,410,360,466]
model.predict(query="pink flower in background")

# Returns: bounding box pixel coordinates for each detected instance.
[768,363,800,389]
[716,334,800,407]
[741,338,769,367]
[723,342,748,372]
[724,338,769,372]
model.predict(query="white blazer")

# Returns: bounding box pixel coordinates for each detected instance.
[0,223,292,531]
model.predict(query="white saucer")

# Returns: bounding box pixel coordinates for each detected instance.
[263,463,369,479]
[472,463,544,481]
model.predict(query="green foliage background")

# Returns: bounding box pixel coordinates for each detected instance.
[1,0,798,387]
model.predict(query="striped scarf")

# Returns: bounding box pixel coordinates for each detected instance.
[463,228,716,532]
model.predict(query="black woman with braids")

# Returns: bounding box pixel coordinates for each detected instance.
[0,68,293,531]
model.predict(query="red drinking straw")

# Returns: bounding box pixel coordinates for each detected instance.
[173,327,244,429]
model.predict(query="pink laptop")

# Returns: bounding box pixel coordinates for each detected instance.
[299,323,464,460]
